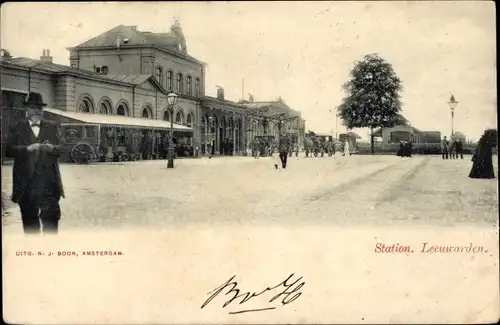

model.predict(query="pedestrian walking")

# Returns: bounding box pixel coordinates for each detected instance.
[407,140,413,157]
[342,140,350,156]
[441,136,449,159]
[207,141,213,159]
[455,139,464,159]
[449,140,456,159]
[397,141,404,157]
[469,129,497,179]
[5,92,65,235]
[278,133,290,169]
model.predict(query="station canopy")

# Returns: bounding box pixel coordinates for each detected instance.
[44,108,192,132]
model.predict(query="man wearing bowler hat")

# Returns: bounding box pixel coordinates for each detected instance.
[277,132,291,169]
[6,92,65,234]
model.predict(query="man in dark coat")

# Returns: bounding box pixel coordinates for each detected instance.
[6,92,66,234]
[441,136,449,159]
[455,139,464,159]
[469,129,497,179]
[277,133,290,169]
[397,141,403,157]
[406,141,413,157]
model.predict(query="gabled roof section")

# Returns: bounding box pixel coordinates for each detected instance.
[74,25,148,48]
[240,99,301,118]
[140,32,178,48]
[105,74,167,93]
[71,25,204,65]
[1,57,164,90]
[2,57,101,78]
[373,125,423,136]
[3,57,68,72]
[105,74,151,85]
[203,96,243,106]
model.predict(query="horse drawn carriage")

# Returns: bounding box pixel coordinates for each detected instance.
[61,123,141,164]
[304,133,336,157]
[61,123,100,164]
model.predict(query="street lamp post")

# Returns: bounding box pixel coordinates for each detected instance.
[208,116,213,157]
[167,92,178,168]
[448,94,459,138]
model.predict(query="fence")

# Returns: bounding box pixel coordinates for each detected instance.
[356,141,477,155]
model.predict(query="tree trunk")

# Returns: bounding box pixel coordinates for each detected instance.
[370,127,375,154]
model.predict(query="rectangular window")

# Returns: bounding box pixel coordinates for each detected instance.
[187,76,192,96]
[155,67,162,85]
[176,73,183,93]
[167,71,173,91]
[195,78,200,97]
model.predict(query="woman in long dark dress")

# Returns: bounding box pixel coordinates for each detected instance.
[469,129,497,179]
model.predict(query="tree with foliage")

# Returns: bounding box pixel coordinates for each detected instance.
[452,131,466,142]
[338,53,404,153]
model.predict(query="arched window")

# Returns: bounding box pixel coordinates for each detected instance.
[176,73,183,93]
[187,76,192,96]
[175,111,183,125]
[155,67,164,86]
[116,101,130,116]
[166,70,173,91]
[186,113,193,127]
[98,98,112,114]
[211,115,217,133]
[78,95,94,113]
[164,110,171,122]
[142,106,153,119]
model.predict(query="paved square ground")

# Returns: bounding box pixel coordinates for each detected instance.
[2,154,498,232]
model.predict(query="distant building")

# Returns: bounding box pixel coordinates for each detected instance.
[238,96,306,150]
[373,125,441,144]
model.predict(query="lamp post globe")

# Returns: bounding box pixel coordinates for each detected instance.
[167,92,178,169]
[167,92,178,106]
[447,94,459,137]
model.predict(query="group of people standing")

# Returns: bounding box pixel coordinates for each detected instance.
[441,136,464,160]
[397,141,413,157]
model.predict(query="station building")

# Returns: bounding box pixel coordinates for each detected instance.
[1,20,305,161]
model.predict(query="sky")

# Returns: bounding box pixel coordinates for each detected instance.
[1,1,496,141]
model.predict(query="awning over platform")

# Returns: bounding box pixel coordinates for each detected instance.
[44,108,192,132]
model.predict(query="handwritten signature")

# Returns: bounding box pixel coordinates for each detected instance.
[201,273,305,314]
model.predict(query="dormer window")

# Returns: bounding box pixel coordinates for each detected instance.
[178,44,182,51]
[123,38,129,44]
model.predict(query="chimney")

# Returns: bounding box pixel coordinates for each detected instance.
[0,49,12,60]
[216,86,225,100]
[40,48,53,63]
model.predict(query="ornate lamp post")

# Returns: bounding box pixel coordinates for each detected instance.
[448,94,459,137]
[167,92,178,168]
